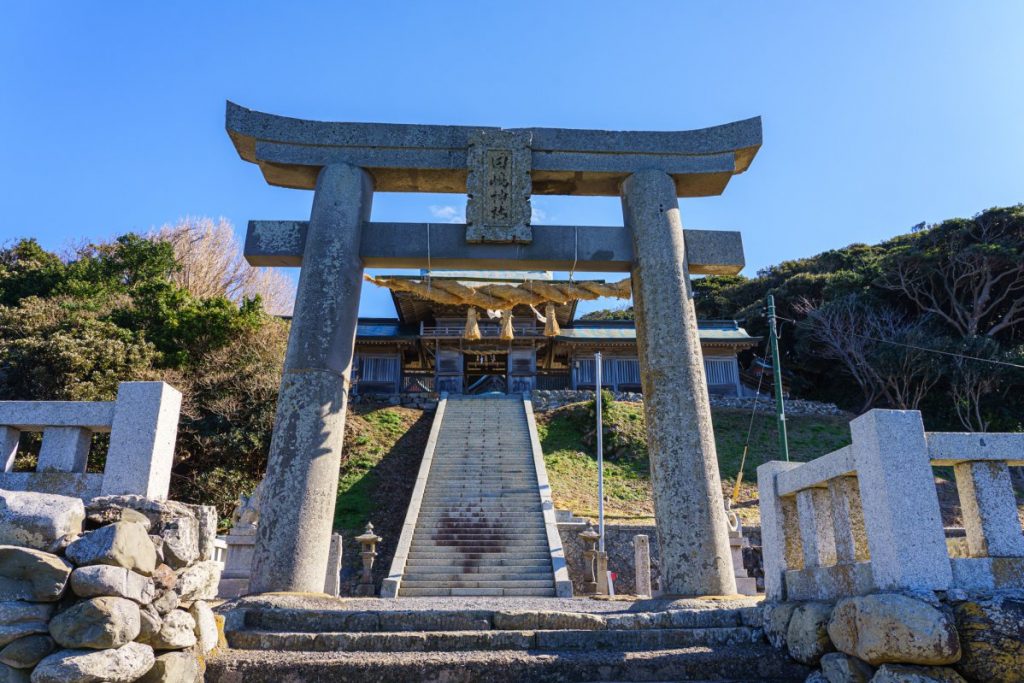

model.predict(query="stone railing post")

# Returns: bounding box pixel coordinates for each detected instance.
[250,162,373,594]
[634,534,652,597]
[850,410,952,591]
[757,461,802,601]
[621,169,736,596]
[1,427,18,472]
[954,461,1024,558]
[828,476,869,564]
[101,382,182,499]
[795,488,837,569]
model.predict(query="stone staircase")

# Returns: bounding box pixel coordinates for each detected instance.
[395,395,557,597]
[206,599,811,682]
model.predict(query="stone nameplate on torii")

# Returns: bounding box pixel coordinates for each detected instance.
[225,101,763,598]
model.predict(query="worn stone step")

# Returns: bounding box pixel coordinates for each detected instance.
[406,553,552,562]
[402,565,553,575]
[228,625,759,654]
[400,587,556,597]
[403,557,553,567]
[206,645,809,683]
[400,578,555,587]
[408,544,550,553]
[413,531,548,540]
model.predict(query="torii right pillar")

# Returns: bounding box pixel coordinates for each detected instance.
[622,169,737,596]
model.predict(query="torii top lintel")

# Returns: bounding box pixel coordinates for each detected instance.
[225,101,762,197]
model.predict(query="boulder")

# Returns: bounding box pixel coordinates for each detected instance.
[869,664,967,682]
[138,605,162,645]
[787,602,835,666]
[806,673,829,683]
[0,490,84,552]
[0,634,54,669]
[952,593,1024,683]
[152,589,180,615]
[136,650,200,683]
[821,652,875,683]
[0,546,72,602]
[31,642,155,683]
[0,602,52,648]
[764,602,801,649]
[0,663,29,683]
[152,564,176,591]
[49,596,141,649]
[188,602,218,654]
[150,609,197,650]
[173,561,220,603]
[828,594,960,666]
[65,521,157,575]
[70,565,155,604]
[159,517,199,569]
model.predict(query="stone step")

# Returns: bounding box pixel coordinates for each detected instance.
[405,553,552,561]
[412,531,548,539]
[206,645,809,682]
[402,557,553,568]
[228,625,761,653]
[401,565,553,575]
[400,587,556,597]
[408,542,550,551]
[399,580,555,591]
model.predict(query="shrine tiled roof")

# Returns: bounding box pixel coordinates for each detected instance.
[555,319,756,344]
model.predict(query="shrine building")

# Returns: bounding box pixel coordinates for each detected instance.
[351,270,757,397]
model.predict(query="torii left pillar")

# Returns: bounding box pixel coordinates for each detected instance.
[250,163,373,594]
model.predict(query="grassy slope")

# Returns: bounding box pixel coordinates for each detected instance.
[536,400,853,525]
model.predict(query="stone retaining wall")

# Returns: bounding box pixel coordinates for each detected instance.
[765,590,1024,682]
[0,489,221,682]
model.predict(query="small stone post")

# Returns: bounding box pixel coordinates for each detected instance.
[324,533,344,596]
[634,534,652,597]
[621,170,737,596]
[596,551,611,596]
[101,381,182,499]
[250,163,373,594]
[579,526,599,594]
[1,427,18,472]
[355,522,382,596]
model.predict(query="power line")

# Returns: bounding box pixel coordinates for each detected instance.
[775,315,1024,371]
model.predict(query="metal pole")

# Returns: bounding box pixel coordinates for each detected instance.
[766,294,790,461]
[595,351,605,552]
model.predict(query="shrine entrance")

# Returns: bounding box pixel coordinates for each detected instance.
[226,101,763,597]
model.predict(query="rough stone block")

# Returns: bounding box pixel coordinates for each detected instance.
[173,561,221,603]
[0,633,54,669]
[0,602,53,648]
[101,382,182,500]
[0,662,29,683]
[31,642,156,683]
[0,546,72,602]
[189,601,218,654]
[150,609,197,650]
[869,664,967,682]
[827,594,960,666]
[820,651,875,682]
[952,592,1024,683]
[763,601,801,650]
[70,565,156,604]
[0,489,84,551]
[137,650,200,683]
[785,601,835,666]
[49,596,141,649]
[65,521,157,576]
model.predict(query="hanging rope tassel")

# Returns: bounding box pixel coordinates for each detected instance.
[544,302,560,336]
[499,311,514,340]
[464,307,481,340]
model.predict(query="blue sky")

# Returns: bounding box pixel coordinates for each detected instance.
[2,2,1023,318]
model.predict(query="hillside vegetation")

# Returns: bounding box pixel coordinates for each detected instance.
[585,205,1024,432]
[535,398,852,525]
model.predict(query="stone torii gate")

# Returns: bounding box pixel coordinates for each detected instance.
[225,102,762,597]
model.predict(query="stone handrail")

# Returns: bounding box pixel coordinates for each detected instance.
[758,409,1024,602]
[0,381,182,500]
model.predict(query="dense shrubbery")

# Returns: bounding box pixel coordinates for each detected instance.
[584,205,1024,430]
[0,227,290,520]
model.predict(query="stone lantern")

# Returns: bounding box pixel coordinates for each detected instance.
[579,526,600,594]
[355,522,382,596]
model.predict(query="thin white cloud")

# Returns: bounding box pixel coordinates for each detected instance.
[429,205,464,223]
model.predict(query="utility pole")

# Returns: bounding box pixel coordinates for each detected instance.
[766,294,790,461]
[594,352,605,552]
